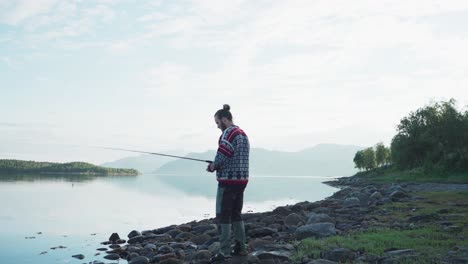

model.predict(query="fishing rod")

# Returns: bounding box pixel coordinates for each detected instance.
[96,147,212,163]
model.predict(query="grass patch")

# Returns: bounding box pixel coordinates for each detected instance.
[356,166,468,184]
[295,226,465,262]
[295,191,468,262]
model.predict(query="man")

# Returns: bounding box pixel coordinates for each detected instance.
[206,104,250,261]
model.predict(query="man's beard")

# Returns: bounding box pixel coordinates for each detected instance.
[220,122,227,131]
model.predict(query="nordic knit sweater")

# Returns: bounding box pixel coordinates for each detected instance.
[213,125,249,185]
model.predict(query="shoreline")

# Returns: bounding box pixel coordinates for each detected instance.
[88,174,468,264]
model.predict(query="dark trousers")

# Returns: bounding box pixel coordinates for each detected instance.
[216,184,246,224]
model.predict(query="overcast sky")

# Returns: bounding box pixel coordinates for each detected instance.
[1,0,467,164]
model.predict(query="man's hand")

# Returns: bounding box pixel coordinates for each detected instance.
[206,162,215,172]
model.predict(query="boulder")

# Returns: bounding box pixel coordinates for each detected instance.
[322,248,356,262]
[343,197,360,207]
[285,213,304,226]
[307,213,333,224]
[294,223,336,239]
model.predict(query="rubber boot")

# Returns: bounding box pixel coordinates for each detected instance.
[232,221,247,255]
[219,223,232,257]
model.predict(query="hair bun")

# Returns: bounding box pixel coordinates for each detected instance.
[223,104,230,111]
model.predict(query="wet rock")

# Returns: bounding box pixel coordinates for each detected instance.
[159,258,184,264]
[261,215,279,225]
[370,191,383,200]
[307,213,333,224]
[343,197,360,207]
[190,234,211,245]
[72,254,84,260]
[390,191,409,201]
[167,229,183,238]
[252,250,292,262]
[246,255,261,263]
[175,231,192,241]
[175,248,185,260]
[109,233,120,243]
[178,224,192,232]
[144,243,157,250]
[104,253,120,260]
[322,248,356,262]
[128,230,141,239]
[295,223,336,239]
[128,256,149,264]
[193,224,217,234]
[128,235,145,244]
[158,245,175,254]
[248,227,277,238]
[153,253,177,262]
[306,260,338,264]
[192,250,212,264]
[273,206,293,216]
[109,244,121,249]
[285,213,303,226]
[153,225,176,234]
[385,249,416,257]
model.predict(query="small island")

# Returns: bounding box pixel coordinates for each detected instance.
[0,159,139,176]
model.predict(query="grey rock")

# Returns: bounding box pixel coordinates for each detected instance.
[248,227,277,238]
[192,250,212,264]
[306,259,338,264]
[251,250,291,262]
[307,213,333,224]
[322,248,356,262]
[343,197,360,207]
[128,256,149,264]
[178,224,192,232]
[167,229,182,238]
[190,234,211,245]
[370,191,383,200]
[246,255,261,263]
[385,249,416,257]
[153,253,177,262]
[144,243,157,250]
[175,231,192,241]
[272,206,292,216]
[72,254,85,260]
[159,258,184,264]
[295,223,336,239]
[285,213,303,226]
[109,233,120,243]
[193,224,217,234]
[128,230,141,239]
[158,245,175,254]
[153,225,176,234]
[390,191,409,201]
[128,235,144,244]
[104,253,120,260]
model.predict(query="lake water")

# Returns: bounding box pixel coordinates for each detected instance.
[0,173,339,264]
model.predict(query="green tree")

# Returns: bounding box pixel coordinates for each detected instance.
[375,142,386,167]
[353,150,365,171]
[391,99,468,171]
[363,147,376,170]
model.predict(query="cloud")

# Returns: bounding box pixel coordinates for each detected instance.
[0,0,58,25]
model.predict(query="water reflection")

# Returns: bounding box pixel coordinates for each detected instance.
[0,173,136,183]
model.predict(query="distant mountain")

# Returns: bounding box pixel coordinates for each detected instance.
[101,150,186,173]
[156,144,364,177]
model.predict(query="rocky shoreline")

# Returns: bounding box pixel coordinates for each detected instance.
[88,175,468,264]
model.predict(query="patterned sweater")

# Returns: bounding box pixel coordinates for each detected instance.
[212,125,250,185]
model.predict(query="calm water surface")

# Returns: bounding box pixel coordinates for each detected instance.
[0,173,338,264]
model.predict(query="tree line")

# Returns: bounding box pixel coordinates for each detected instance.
[354,99,468,172]
[0,159,139,175]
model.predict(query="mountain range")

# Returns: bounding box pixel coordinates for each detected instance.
[102,144,364,177]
